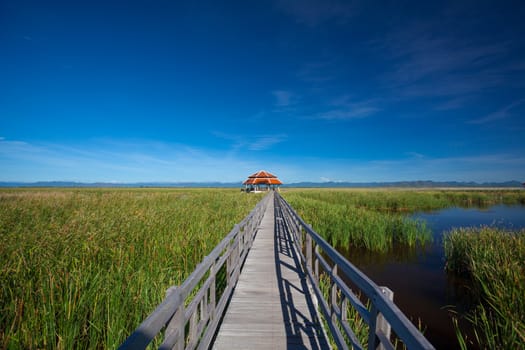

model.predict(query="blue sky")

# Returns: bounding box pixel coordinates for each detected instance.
[1,1,524,183]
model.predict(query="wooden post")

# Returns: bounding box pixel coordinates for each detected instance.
[173,296,185,350]
[341,296,348,323]
[376,287,394,350]
[163,286,179,343]
[210,263,216,320]
[331,264,338,325]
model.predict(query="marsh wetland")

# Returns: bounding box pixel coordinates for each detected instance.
[1,188,524,349]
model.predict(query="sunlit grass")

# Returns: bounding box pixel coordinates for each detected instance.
[0,188,260,349]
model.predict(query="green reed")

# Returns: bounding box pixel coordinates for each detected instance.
[0,188,260,349]
[282,190,433,252]
[281,188,525,253]
[444,227,525,349]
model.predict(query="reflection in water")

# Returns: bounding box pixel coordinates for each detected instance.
[336,241,432,267]
[336,205,525,350]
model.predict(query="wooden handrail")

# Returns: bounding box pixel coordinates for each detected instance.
[119,192,272,350]
[275,192,435,350]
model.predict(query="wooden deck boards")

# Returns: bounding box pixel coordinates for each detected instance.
[212,194,330,350]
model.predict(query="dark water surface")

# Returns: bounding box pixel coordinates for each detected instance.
[338,205,525,350]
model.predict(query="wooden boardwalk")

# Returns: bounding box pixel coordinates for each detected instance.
[212,193,330,350]
[121,191,435,350]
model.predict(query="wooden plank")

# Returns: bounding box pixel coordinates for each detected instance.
[212,194,329,350]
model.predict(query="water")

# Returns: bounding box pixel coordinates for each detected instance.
[338,205,525,350]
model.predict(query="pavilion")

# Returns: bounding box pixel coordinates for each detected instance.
[243,170,283,193]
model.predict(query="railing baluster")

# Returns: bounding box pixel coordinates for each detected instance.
[306,231,312,273]
[314,245,320,287]
[331,264,338,327]
[368,304,379,350]
[173,301,185,350]
[189,305,198,349]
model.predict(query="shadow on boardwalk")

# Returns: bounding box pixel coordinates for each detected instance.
[212,193,329,350]
[274,195,330,350]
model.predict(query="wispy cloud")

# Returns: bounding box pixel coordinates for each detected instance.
[315,97,380,120]
[248,135,287,151]
[317,107,378,120]
[271,90,295,107]
[0,138,275,182]
[433,96,473,111]
[274,0,357,27]
[2,138,522,183]
[212,131,287,152]
[369,17,521,104]
[468,99,525,124]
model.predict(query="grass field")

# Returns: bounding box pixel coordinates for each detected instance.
[0,188,260,349]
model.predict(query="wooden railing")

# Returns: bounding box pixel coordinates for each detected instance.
[275,192,435,350]
[119,192,271,350]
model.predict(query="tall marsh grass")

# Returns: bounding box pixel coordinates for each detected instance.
[282,189,525,252]
[282,190,433,252]
[444,227,525,349]
[0,188,260,349]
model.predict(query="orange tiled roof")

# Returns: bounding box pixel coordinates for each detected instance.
[247,170,278,179]
[243,170,283,185]
[243,177,283,185]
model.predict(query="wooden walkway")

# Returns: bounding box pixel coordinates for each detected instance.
[212,193,330,350]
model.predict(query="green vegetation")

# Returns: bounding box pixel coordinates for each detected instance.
[284,188,525,212]
[0,188,260,349]
[444,227,525,349]
[2,187,523,348]
[282,189,434,252]
[281,189,525,252]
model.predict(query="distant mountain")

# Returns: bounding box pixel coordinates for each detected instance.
[0,180,523,188]
[285,180,524,188]
[0,181,243,188]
